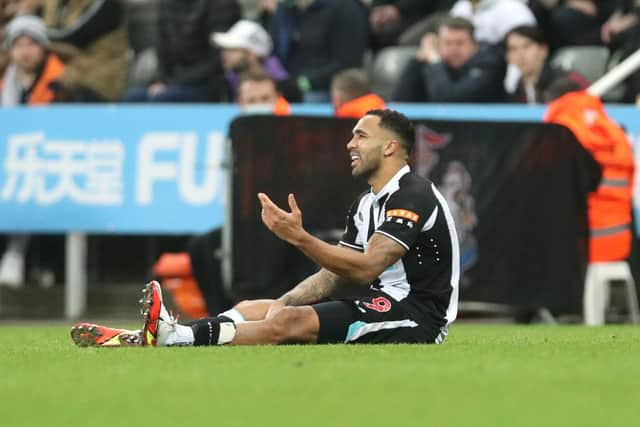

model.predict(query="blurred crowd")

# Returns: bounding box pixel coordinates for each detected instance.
[0,0,639,113]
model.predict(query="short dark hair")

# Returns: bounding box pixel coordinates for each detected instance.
[331,68,371,101]
[365,109,415,154]
[505,25,547,45]
[238,69,277,86]
[438,16,475,40]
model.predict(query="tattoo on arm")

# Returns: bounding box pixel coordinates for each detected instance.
[279,269,344,306]
[365,233,406,271]
[279,234,405,304]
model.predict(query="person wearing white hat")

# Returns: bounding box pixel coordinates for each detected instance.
[211,19,290,101]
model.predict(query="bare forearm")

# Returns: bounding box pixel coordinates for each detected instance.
[278,268,344,306]
[292,232,383,285]
[257,192,403,287]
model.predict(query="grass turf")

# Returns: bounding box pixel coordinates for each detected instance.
[1,324,639,427]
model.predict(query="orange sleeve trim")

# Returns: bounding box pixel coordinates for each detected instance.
[386,209,420,222]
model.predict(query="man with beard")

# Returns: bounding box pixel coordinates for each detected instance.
[392,17,505,102]
[72,109,460,347]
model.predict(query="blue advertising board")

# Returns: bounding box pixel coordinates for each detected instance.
[2,103,639,234]
[0,105,240,234]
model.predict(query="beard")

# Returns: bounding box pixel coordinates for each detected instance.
[351,152,381,179]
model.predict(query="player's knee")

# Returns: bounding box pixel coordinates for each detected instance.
[268,306,314,343]
[234,299,273,321]
[234,300,253,311]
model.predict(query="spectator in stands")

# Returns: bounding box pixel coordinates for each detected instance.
[0,15,63,287]
[0,14,64,105]
[330,68,386,118]
[601,0,640,102]
[16,0,129,102]
[602,0,639,45]
[531,0,615,49]
[264,0,368,102]
[504,25,588,103]
[210,19,290,102]
[556,1,618,46]
[237,70,290,115]
[122,0,241,103]
[450,0,537,45]
[392,17,505,102]
[368,0,450,50]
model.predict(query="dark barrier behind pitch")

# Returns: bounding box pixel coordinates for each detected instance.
[230,116,600,315]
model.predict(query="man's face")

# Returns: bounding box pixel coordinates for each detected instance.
[506,33,548,78]
[221,48,251,72]
[438,27,477,69]
[10,35,45,72]
[237,79,279,108]
[346,115,390,178]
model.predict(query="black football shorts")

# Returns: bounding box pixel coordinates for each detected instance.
[312,291,444,344]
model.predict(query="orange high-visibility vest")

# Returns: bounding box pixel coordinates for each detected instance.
[0,53,65,105]
[335,93,386,119]
[28,54,65,105]
[273,96,291,116]
[545,91,635,262]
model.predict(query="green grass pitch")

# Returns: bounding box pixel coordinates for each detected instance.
[1,324,639,427]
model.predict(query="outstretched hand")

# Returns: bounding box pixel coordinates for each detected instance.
[257,193,306,245]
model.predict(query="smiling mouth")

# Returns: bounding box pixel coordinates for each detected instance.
[350,154,360,167]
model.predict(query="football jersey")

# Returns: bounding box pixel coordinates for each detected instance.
[339,165,460,326]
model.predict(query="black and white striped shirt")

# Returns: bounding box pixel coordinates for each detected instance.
[339,165,460,327]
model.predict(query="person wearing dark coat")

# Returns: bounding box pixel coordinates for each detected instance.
[392,16,505,102]
[265,0,368,102]
[122,0,241,103]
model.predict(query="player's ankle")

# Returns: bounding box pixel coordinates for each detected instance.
[191,316,236,346]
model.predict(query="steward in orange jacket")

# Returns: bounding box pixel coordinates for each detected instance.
[331,68,386,118]
[0,54,65,105]
[25,54,65,105]
[335,93,386,119]
[545,91,635,262]
[273,95,291,116]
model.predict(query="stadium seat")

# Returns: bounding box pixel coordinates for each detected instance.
[550,45,610,84]
[584,261,640,325]
[369,46,418,100]
[128,48,158,86]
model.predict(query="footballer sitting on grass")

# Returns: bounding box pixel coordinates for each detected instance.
[71,109,460,347]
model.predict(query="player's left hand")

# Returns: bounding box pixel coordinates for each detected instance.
[257,192,306,245]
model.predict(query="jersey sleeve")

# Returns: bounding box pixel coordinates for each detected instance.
[338,198,364,251]
[375,186,437,250]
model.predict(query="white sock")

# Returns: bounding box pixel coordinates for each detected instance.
[159,322,195,346]
[218,321,236,344]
